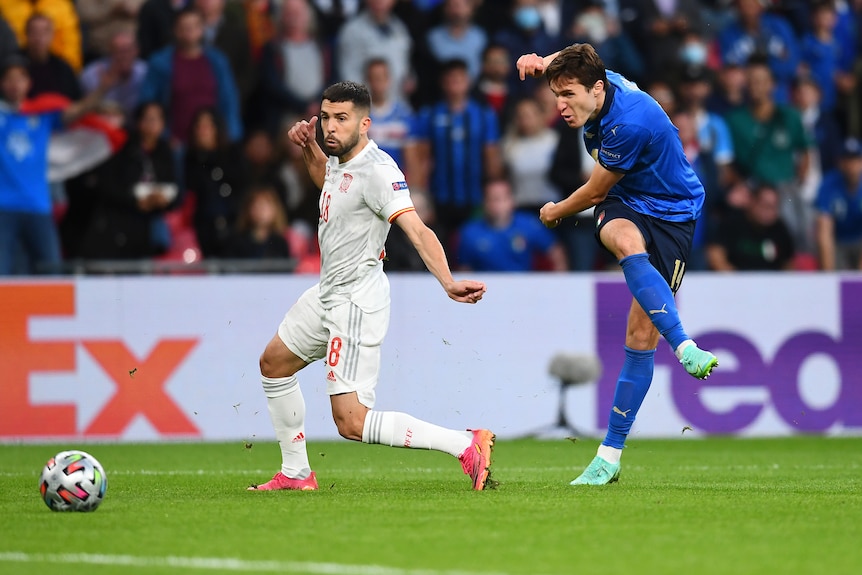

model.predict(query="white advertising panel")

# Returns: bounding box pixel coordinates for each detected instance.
[1,273,859,442]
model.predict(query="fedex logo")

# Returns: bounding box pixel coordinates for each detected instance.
[596,281,862,434]
[0,284,200,438]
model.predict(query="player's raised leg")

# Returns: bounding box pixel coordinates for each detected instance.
[330,392,495,490]
[249,335,317,491]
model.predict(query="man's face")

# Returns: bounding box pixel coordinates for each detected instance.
[110,33,138,76]
[175,13,204,48]
[839,155,862,184]
[441,68,470,102]
[549,77,601,128]
[366,63,390,103]
[1,67,31,104]
[748,188,780,227]
[26,17,53,57]
[484,181,515,225]
[320,99,368,158]
[746,64,774,104]
[195,0,225,18]
[482,47,510,81]
[444,0,473,25]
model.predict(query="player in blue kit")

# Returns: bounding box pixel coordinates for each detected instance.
[516,44,718,485]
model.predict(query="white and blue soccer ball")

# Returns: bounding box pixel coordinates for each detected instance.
[39,450,107,512]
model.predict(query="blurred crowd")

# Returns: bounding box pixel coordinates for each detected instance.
[1,0,861,275]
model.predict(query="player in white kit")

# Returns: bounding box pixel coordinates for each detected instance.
[248,81,495,491]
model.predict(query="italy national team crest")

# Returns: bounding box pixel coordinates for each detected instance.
[596,210,606,228]
[339,173,353,193]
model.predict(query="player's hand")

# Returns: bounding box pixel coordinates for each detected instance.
[539,202,562,228]
[516,53,545,81]
[287,116,318,148]
[446,280,487,304]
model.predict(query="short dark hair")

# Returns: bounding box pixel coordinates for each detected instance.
[25,12,53,32]
[321,81,371,113]
[439,58,469,77]
[545,43,607,89]
[174,7,203,25]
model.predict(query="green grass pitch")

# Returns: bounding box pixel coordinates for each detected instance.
[2,437,860,575]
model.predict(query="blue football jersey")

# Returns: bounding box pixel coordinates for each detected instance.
[583,71,704,222]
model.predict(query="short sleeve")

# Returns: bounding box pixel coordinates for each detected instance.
[814,173,835,213]
[409,107,431,141]
[366,163,415,222]
[598,123,650,173]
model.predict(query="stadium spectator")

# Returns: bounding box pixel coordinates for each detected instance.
[426,0,488,82]
[77,0,145,59]
[704,61,746,117]
[635,0,702,81]
[792,75,842,178]
[184,107,246,258]
[248,81,494,493]
[195,0,255,107]
[502,96,560,211]
[677,65,736,197]
[706,183,795,271]
[366,59,413,167]
[800,0,856,114]
[242,0,276,59]
[137,0,192,59]
[494,0,564,100]
[79,102,179,260]
[258,0,328,133]
[139,8,242,144]
[718,0,799,103]
[569,2,645,86]
[336,0,413,103]
[80,29,148,120]
[406,58,503,255]
[0,56,114,275]
[0,0,82,71]
[472,43,513,129]
[645,79,676,116]
[0,15,18,64]
[21,13,80,100]
[725,56,813,252]
[243,129,286,198]
[815,137,862,271]
[224,184,291,260]
[458,178,567,271]
[275,117,321,231]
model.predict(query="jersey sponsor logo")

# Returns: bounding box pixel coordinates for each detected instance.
[610,125,620,136]
[339,173,353,193]
[600,148,621,160]
[326,370,337,382]
[391,180,409,191]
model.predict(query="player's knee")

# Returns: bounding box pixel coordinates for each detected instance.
[332,411,364,441]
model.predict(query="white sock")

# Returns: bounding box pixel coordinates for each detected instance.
[597,444,622,464]
[361,411,472,457]
[261,375,311,479]
[674,339,696,360]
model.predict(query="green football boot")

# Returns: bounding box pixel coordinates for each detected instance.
[570,455,621,486]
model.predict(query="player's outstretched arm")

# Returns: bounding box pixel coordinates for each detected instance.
[395,210,486,304]
[287,116,327,189]
[516,50,562,80]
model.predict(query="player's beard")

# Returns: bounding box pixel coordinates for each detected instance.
[324,127,362,159]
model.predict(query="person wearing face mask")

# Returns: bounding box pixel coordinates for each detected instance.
[494,0,566,99]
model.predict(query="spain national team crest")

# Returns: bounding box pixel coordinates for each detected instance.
[339,173,353,193]
[596,210,605,228]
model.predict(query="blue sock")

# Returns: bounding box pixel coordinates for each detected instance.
[603,346,656,449]
[620,253,689,350]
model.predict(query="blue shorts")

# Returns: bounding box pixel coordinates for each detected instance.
[594,198,695,293]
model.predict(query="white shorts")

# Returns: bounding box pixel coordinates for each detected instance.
[277,285,390,408]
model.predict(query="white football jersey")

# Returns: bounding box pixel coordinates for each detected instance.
[317,139,414,311]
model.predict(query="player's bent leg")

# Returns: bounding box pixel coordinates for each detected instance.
[340,393,495,490]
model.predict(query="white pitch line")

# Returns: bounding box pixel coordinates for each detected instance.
[0,552,526,575]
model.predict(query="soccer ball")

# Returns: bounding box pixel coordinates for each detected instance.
[39,450,107,512]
